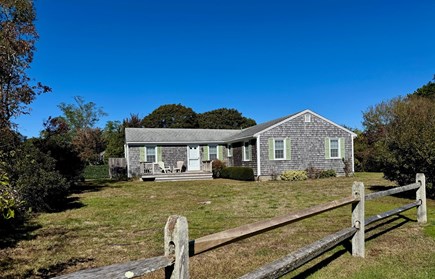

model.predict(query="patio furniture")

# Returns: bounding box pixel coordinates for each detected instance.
[158,161,171,173]
[173,161,184,173]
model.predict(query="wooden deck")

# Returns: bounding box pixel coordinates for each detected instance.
[141,171,213,182]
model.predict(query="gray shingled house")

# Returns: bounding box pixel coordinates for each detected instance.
[124,109,357,180]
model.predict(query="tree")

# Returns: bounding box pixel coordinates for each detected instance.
[58,96,107,133]
[409,75,435,99]
[142,104,198,128]
[198,108,256,129]
[103,121,124,159]
[0,0,51,132]
[72,127,105,165]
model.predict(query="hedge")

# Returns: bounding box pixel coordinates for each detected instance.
[220,167,255,181]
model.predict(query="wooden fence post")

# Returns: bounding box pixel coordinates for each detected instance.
[165,215,189,279]
[351,182,365,258]
[416,173,427,223]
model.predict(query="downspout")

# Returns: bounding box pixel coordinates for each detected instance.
[256,135,261,178]
[351,135,355,173]
[125,144,131,178]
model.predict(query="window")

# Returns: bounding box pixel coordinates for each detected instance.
[330,139,339,158]
[274,139,284,159]
[304,114,311,123]
[227,144,233,157]
[209,145,217,160]
[243,141,251,161]
[146,146,156,162]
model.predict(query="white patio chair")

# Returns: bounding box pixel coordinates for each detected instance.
[173,161,184,173]
[158,161,171,173]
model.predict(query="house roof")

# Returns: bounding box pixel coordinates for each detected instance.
[125,128,240,144]
[125,109,356,144]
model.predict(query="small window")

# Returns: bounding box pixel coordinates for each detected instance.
[274,139,284,159]
[243,141,251,161]
[330,139,339,158]
[209,145,217,160]
[227,144,233,157]
[146,146,156,162]
[304,114,311,123]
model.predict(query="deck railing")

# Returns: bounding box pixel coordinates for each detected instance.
[54,173,427,279]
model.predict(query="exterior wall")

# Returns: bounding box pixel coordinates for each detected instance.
[259,113,353,176]
[162,146,187,170]
[231,139,258,176]
[128,145,141,177]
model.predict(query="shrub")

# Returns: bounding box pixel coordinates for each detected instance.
[220,167,254,181]
[318,169,337,178]
[281,170,308,181]
[212,160,226,178]
[84,164,109,179]
[342,158,352,177]
[306,165,321,179]
[110,166,127,180]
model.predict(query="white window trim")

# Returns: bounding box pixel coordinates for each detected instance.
[227,144,232,157]
[329,138,340,159]
[243,141,251,161]
[208,144,218,160]
[145,146,157,163]
[273,138,286,160]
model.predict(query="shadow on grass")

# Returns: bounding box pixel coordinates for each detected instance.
[22,257,94,279]
[292,214,413,278]
[0,218,41,249]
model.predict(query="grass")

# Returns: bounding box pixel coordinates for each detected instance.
[0,173,434,278]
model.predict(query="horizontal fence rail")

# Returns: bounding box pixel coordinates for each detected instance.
[239,227,358,279]
[365,182,420,201]
[53,255,174,279]
[190,195,356,256]
[54,173,427,279]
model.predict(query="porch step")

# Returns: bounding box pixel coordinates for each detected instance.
[141,172,213,182]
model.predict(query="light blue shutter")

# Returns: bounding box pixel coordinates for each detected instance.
[140,147,145,162]
[268,138,274,160]
[340,137,346,159]
[325,138,331,159]
[285,137,291,160]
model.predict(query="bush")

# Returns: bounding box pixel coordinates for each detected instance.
[306,165,321,179]
[280,170,308,181]
[84,164,109,179]
[212,160,226,178]
[110,166,127,180]
[318,169,337,178]
[220,167,254,181]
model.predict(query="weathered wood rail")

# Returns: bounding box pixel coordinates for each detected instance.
[53,173,427,279]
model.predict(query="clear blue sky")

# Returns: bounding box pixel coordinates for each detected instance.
[15,0,435,137]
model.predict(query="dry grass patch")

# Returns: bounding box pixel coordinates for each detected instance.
[0,173,434,278]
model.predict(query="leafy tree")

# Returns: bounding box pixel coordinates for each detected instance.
[409,75,435,99]
[37,117,84,181]
[58,96,107,133]
[0,0,50,144]
[142,104,198,128]
[72,127,105,165]
[198,108,256,129]
[103,120,125,159]
[124,113,143,128]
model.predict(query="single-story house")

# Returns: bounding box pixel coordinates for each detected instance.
[124,109,357,180]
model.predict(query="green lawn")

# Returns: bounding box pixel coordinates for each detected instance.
[0,173,434,278]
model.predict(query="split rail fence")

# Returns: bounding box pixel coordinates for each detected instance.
[54,173,427,279]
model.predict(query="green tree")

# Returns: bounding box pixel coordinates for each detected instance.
[409,75,435,99]
[58,96,107,133]
[142,104,198,128]
[103,121,124,159]
[198,108,256,129]
[0,0,50,143]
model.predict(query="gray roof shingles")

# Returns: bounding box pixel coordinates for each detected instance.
[125,112,299,144]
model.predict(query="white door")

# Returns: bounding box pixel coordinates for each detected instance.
[188,145,200,171]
